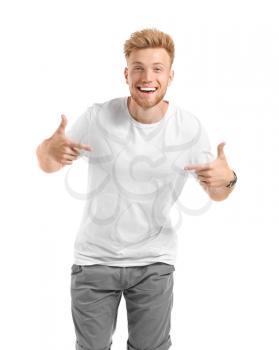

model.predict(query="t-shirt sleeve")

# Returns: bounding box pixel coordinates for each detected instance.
[186,121,215,181]
[65,106,92,145]
[189,123,215,166]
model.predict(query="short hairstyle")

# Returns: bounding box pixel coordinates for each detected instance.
[123,28,175,66]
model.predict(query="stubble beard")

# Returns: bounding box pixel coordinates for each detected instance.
[130,86,167,110]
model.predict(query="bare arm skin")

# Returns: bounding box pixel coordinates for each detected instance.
[36,114,92,173]
[185,143,236,201]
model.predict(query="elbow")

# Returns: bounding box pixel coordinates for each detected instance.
[210,196,227,202]
[208,193,230,201]
[36,146,62,173]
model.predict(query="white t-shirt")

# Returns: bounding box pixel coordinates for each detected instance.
[65,96,214,267]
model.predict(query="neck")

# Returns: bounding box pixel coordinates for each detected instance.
[127,96,169,124]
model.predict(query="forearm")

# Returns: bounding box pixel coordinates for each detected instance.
[199,168,237,201]
[36,138,63,173]
[206,185,235,201]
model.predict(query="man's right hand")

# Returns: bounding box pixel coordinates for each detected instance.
[45,114,92,166]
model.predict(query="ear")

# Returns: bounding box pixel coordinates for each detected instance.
[124,67,128,84]
[168,69,174,86]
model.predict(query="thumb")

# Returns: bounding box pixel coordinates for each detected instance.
[217,142,226,160]
[56,114,68,134]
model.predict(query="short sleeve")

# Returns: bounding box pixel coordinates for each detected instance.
[65,106,93,145]
[189,123,215,165]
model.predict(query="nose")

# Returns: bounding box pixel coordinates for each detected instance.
[141,68,154,83]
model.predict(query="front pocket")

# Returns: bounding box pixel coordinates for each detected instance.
[158,264,175,276]
[71,264,83,275]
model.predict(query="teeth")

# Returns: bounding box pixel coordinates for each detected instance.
[138,87,157,91]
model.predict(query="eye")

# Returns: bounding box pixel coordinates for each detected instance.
[134,67,143,70]
[154,68,162,72]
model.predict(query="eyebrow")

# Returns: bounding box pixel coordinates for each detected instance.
[131,61,165,66]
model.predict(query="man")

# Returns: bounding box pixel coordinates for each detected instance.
[36,28,237,350]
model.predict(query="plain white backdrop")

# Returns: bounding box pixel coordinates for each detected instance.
[1,0,278,349]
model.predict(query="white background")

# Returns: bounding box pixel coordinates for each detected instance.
[1,0,278,349]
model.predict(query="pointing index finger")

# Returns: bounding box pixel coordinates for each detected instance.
[184,163,211,172]
[80,144,92,151]
[69,142,92,151]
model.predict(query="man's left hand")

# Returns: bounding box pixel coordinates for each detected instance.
[184,142,235,188]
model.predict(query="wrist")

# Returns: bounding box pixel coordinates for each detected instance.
[225,170,237,188]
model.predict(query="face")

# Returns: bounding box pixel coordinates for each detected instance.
[124,48,174,109]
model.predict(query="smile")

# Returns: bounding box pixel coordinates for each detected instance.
[137,87,158,94]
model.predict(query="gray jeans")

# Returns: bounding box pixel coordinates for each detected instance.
[70,262,175,350]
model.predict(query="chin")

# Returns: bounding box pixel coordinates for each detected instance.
[130,90,167,109]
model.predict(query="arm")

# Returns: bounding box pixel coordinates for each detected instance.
[36,114,92,174]
[200,168,236,201]
[36,138,64,173]
[185,143,237,202]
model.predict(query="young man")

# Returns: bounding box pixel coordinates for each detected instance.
[36,28,237,350]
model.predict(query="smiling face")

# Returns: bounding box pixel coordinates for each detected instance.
[124,48,174,109]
